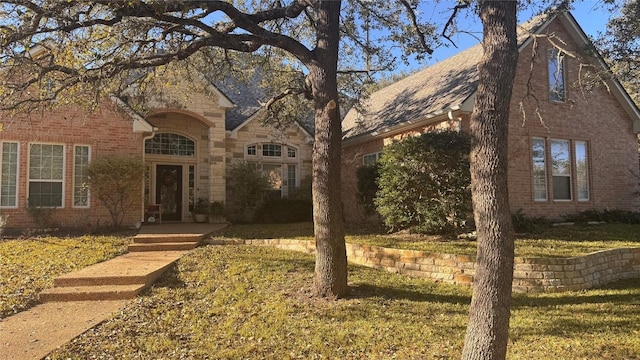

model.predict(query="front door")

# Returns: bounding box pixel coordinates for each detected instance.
[156,165,183,221]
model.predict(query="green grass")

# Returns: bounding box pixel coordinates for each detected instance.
[215,222,640,258]
[0,235,130,318]
[47,245,640,360]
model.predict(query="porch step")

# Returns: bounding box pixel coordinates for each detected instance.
[132,234,204,244]
[39,284,146,302]
[39,251,186,303]
[128,242,201,252]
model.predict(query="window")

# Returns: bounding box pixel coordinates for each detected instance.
[262,163,282,198]
[551,139,571,200]
[287,164,297,196]
[548,49,566,102]
[29,143,64,207]
[145,133,195,156]
[288,147,297,158]
[247,145,257,156]
[73,145,90,207]
[263,144,282,157]
[1,142,19,208]
[531,138,547,201]
[575,141,589,201]
[363,152,382,166]
[532,138,589,202]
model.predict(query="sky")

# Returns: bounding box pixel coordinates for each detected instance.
[399,1,618,74]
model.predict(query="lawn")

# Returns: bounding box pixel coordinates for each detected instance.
[0,235,131,318]
[214,222,640,257]
[46,245,640,359]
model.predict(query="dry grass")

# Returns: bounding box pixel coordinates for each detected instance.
[47,245,640,359]
[0,235,130,318]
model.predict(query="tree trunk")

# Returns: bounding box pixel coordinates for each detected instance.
[461,1,518,359]
[309,0,348,298]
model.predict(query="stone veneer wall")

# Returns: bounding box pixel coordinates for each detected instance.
[207,238,640,293]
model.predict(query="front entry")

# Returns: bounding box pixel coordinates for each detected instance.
[156,165,183,221]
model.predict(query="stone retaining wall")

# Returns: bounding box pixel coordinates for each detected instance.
[206,238,640,293]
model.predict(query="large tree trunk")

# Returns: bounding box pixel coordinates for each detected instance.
[461,1,518,359]
[309,0,348,298]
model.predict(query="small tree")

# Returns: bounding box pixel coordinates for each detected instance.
[356,163,380,217]
[87,156,145,228]
[375,130,472,235]
[226,161,272,223]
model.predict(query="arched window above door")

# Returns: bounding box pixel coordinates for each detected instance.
[145,133,195,156]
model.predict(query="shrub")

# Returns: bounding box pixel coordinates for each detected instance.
[375,130,472,235]
[564,209,640,224]
[511,209,549,233]
[26,201,56,229]
[356,163,380,216]
[226,161,272,223]
[255,199,313,223]
[87,156,145,228]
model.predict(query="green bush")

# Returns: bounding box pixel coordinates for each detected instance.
[87,156,145,228]
[255,199,313,223]
[375,130,472,235]
[356,163,380,216]
[512,209,549,233]
[226,161,271,223]
[564,209,640,224]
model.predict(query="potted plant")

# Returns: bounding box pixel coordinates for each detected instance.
[209,201,226,223]
[192,197,209,223]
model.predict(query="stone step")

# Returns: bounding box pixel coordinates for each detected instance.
[133,234,204,244]
[39,284,146,302]
[127,242,200,252]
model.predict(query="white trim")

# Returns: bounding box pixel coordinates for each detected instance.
[27,142,66,208]
[109,96,156,133]
[531,137,548,202]
[0,141,20,209]
[229,109,314,143]
[550,138,573,201]
[72,145,91,208]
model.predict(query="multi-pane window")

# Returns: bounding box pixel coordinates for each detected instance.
[73,145,90,207]
[1,142,19,208]
[531,138,589,202]
[548,49,566,102]
[575,141,589,201]
[145,133,195,156]
[288,147,297,158]
[262,163,283,198]
[263,144,282,157]
[363,152,382,166]
[188,165,195,210]
[551,139,572,200]
[247,145,257,156]
[531,138,547,201]
[287,164,297,196]
[29,143,64,207]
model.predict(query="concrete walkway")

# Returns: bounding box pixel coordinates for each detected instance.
[0,223,226,360]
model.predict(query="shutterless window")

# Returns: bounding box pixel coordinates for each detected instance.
[548,49,566,102]
[287,146,297,158]
[575,141,589,201]
[247,145,257,156]
[29,143,64,207]
[531,138,547,201]
[287,164,297,197]
[363,152,381,166]
[550,139,571,200]
[1,142,19,208]
[73,145,90,207]
[145,133,195,156]
[263,144,282,157]
[262,163,282,198]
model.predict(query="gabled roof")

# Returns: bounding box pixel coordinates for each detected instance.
[342,9,640,142]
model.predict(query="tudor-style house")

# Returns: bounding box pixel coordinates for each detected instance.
[341,9,640,223]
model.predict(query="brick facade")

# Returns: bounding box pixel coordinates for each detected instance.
[341,16,640,223]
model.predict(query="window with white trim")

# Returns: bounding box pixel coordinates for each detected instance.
[1,142,19,208]
[531,138,589,202]
[263,144,282,157]
[288,146,297,158]
[548,48,566,102]
[363,151,382,166]
[145,133,195,156]
[247,145,257,156]
[29,143,64,207]
[73,145,90,207]
[531,137,547,201]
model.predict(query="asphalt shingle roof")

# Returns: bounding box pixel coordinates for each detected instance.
[342,12,551,141]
